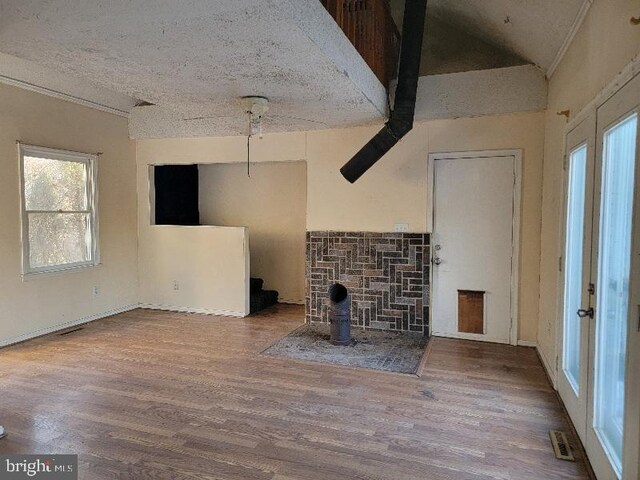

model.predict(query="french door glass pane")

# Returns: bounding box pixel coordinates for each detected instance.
[594,113,638,475]
[563,144,587,393]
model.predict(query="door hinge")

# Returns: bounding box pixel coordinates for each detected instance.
[558,256,563,272]
[588,283,595,295]
[563,155,568,171]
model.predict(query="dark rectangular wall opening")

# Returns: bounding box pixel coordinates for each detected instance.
[154,165,200,226]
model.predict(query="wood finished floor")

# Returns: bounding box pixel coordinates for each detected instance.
[0,304,591,480]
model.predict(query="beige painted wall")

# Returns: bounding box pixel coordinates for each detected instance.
[136,135,305,317]
[199,162,306,304]
[538,0,640,374]
[308,113,545,342]
[138,110,544,341]
[137,225,249,316]
[0,83,138,345]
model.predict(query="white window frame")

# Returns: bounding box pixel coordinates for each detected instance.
[19,144,99,278]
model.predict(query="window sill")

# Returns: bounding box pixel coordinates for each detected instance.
[22,263,102,281]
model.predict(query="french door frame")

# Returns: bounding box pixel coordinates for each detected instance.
[557,113,596,444]
[589,74,639,480]
[557,72,640,480]
[623,106,640,480]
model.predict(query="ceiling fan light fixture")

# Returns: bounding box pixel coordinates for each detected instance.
[241,96,269,138]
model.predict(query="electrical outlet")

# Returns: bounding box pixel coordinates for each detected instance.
[173,280,180,291]
[93,286,99,296]
[394,223,409,232]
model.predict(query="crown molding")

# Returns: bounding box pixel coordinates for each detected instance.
[0,74,130,117]
[547,0,593,79]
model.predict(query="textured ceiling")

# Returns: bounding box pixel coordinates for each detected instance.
[0,0,588,138]
[0,0,387,138]
[391,0,589,73]
[0,52,137,115]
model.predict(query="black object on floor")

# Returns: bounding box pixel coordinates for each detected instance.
[250,277,264,292]
[250,277,278,314]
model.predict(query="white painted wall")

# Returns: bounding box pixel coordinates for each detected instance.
[0,82,138,346]
[537,0,640,379]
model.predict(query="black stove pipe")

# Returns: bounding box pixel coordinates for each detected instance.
[340,0,427,183]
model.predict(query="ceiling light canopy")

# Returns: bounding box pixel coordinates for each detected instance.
[242,96,269,138]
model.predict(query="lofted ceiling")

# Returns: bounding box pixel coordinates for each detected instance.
[391,0,590,75]
[0,1,590,138]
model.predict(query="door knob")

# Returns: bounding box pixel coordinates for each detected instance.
[433,256,442,266]
[577,308,594,319]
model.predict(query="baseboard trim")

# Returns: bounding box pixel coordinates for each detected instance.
[536,344,557,389]
[516,341,559,389]
[0,304,138,348]
[139,304,246,318]
[431,331,511,344]
[278,298,305,305]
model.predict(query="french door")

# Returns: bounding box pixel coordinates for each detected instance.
[558,113,595,443]
[559,73,640,479]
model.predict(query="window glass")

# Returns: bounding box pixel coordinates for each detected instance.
[594,113,638,476]
[562,144,587,393]
[28,213,91,268]
[20,147,97,275]
[23,156,87,211]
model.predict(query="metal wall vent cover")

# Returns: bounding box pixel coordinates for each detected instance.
[549,430,575,462]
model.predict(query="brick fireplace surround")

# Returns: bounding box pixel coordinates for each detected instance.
[306,231,430,333]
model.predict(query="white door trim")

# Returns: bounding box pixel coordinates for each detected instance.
[427,149,522,346]
[555,113,597,444]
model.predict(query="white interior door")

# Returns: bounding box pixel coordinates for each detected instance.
[431,152,517,344]
[558,113,596,443]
